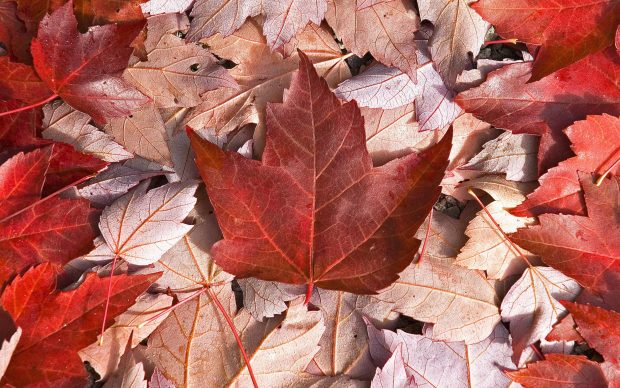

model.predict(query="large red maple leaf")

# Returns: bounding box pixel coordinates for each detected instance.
[30,0,149,123]
[512,114,620,216]
[472,0,620,82]
[0,147,100,284]
[188,51,451,295]
[455,47,620,174]
[511,175,620,310]
[0,263,160,386]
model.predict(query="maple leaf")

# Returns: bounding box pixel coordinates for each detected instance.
[308,289,397,380]
[238,278,304,321]
[413,205,473,263]
[188,50,451,294]
[124,14,237,109]
[42,101,132,163]
[326,0,419,82]
[472,0,620,82]
[104,103,173,166]
[379,258,500,344]
[0,263,159,386]
[148,292,325,386]
[501,266,581,363]
[0,57,52,104]
[512,114,620,217]
[77,163,166,206]
[367,322,516,387]
[182,18,351,144]
[31,1,150,124]
[418,0,489,88]
[456,47,620,174]
[99,181,198,266]
[0,148,99,284]
[507,354,609,388]
[461,131,539,183]
[511,175,620,310]
[335,57,461,132]
[187,0,327,50]
[455,201,538,280]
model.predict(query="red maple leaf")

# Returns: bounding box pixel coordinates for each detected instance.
[512,114,620,217]
[188,51,451,296]
[29,0,149,124]
[0,263,160,386]
[455,47,620,174]
[511,175,620,310]
[472,0,620,82]
[0,147,100,284]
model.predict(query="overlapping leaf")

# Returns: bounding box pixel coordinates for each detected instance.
[0,148,98,284]
[512,114,620,216]
[473,0,620,81]
[456,47,620,173]
[326,0,419,82]
[418,0,489,88]
[188,0,328,51]
[99,180,198,265]
[188,51,451,293]
[512,176,620,310]
[31,1,149,123]
[0,263,158,386]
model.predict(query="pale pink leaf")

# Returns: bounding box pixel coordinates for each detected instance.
[99,181,198,265]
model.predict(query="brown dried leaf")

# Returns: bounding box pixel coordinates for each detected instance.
[182,19,351,149]
[148,296,325,387]
[461,131,539,182]
[104,104,173,166]
[42,101,132,162]
[455,201,538,280]
[309,289,398,380]
[418,0,489,88]
[326,0,419,82]
[379,259,500,344]
[501,267,581,363]
[125,14,237,108]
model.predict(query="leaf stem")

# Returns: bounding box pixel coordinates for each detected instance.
[207,286,259,388]
[530,343,545,360]
[417,208,433,265]
[483,38,519,45]
[467,189,533,267]
[99,255,118,346]
[304,283,314,305]
[595,148,620,186]
[0,94,58,117]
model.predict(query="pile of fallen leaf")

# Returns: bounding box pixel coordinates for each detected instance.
[0,0,619,387]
